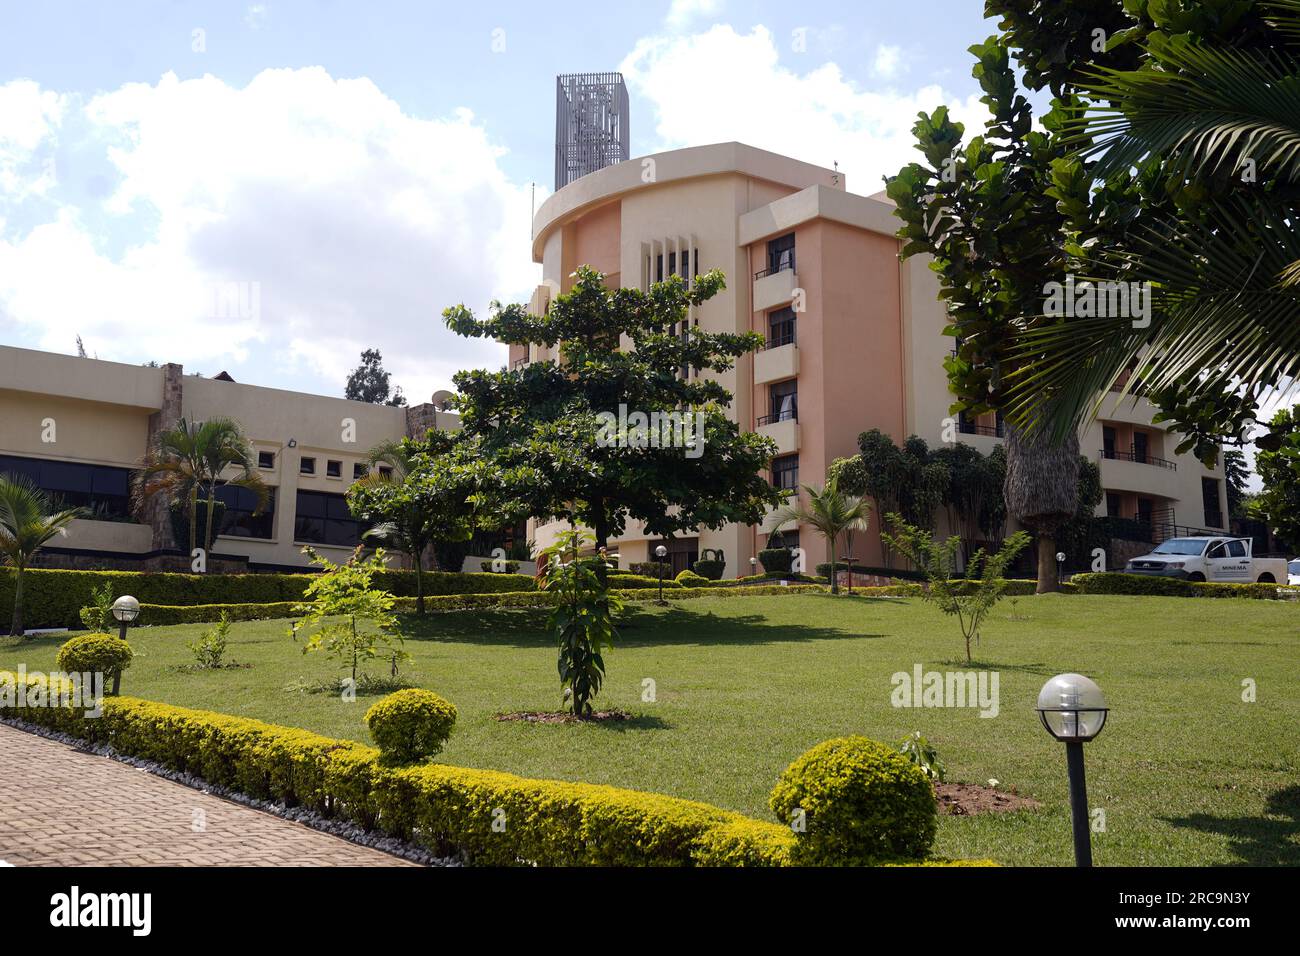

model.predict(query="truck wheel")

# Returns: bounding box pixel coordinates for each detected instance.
[1258,573,1276,583]
[1188,572,1206,582]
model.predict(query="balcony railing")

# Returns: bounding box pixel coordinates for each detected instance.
[758,408,798,426]
[754,254,796,281]
[1101,447,1177,471]
[511,357,528,370]
[958,420,1003,438]
[765,324,796,349]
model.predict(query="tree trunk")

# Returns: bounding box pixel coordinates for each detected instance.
[203,484,216,557]
[9,565,23,637]
[1036,532,1059,594]
[188,485,199,557]
[828,532,839,595]
[414,551,425,615]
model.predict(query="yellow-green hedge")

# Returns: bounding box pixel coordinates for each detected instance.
[0,673,994,866]
[1072,572,1294,599]
[0,566,537,629]
[136,584,829,625]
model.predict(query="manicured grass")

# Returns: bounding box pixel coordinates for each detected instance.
[3,593,1297,866]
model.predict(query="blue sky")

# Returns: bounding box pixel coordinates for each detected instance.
[0,0,1005,402]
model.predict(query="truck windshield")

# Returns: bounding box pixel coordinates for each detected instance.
[1153,539,1210,555]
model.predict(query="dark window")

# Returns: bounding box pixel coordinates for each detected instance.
[1133,431,1149,463]
[654,537,698,576]
[1137,497,1153,526]
[772,454,799,491]
[0,453,133,521]
[767,233,795,274]
[353,463,368,480]
[299,456,316,475]
[215,485,275,539]
[653,250,699,285]
[1227,539,1247,558]
[1202,477,1223,528]
[1106,492,1122,518]
[326,459,342,478]
[1102,426,1117,458]
[378,466,393,479]
[257,450,275,470]
[766,380,797,424]
[294,490,365,547]
[768,307,796,347]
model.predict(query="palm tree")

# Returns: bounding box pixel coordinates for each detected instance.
[1003,427,1079,594]
[772,477,872,595]
[136,417,266,557]
[0,475,84,636]
[354,439,436,614]
[1005,4,1300,445]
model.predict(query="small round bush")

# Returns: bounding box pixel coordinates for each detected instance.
[769,736,937,865]
[758,548,794,575]
[674,569,713,588]
[55,633,133,689]
[365,689,457,765]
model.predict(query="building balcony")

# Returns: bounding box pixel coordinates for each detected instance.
[1098,453,1176,498]
[757,412,799,455]
[753,267,798,312]
[755,342,798,385]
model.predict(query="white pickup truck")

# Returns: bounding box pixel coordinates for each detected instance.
[1125,536,1288,583]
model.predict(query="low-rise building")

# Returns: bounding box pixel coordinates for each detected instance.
[0,346,458,570]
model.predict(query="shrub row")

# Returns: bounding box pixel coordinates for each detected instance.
[136,584,829,625]
[0,680,796,866]
[1072,572,1295,599]
[0,566,536,629]
[1,679,991,866]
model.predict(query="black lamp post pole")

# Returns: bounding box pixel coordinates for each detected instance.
[1065,740,1093,867]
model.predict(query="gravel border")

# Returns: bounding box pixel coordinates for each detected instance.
[0,716,461,868]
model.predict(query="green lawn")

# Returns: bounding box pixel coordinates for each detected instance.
[3,593,1297,866]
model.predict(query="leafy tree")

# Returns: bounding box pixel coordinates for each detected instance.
[888,31,1087,591]
[1248,406,1300,552]
[137,417,267,557]
[345,348,406,406]
[1224,448,1251,520]
[536,530,623,717]
[0,475,84,636]
[347,432,474,614]
[772,476,872,595]
[992,1,1300,460]
[292,546,407,685]
[441,265,783,548]
[883,514,1032,663]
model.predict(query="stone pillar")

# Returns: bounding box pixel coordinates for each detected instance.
[143,363,184,551]
[405,403,440,439]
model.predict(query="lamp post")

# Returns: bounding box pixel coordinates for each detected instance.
[1037,673,1108,867]
[110,596,140,695]
[654,545,669,606]
[1056,550,1066,584]
[749,556,758,576]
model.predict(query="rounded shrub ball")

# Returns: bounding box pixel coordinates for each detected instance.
[769,735,937,864]
[55,633,133,681]
[365,689,458,765]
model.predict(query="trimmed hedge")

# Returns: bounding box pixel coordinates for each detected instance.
[135,583,829,625]
[0,677,988,866]
[365,689,457,766]
[628,561,673,578]
[757,548,794,575]
[770,736,937,865]
[692,559,726,580]
[0,566,536,629]
[1072,572,1294,599]
[815,563,927,582]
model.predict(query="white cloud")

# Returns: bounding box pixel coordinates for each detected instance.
[620,24,985,192]
[0,79,66,202]
[872,43,903,79]
[665,0,723,30]
[0,68,538,401]
[245,4,269,30]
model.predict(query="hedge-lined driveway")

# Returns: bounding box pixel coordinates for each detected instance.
[0,723,414,867]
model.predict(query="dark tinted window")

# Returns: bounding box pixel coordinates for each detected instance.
[0,454,133,520]
[294,490,365,546]
[215,484,275,539]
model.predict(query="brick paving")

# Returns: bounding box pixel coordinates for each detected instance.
[0,723,415,866]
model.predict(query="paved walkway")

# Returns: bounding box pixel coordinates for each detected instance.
[0,723,414,866]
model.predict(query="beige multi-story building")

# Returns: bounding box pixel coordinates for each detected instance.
[517,141,1228,575]
[0,345,459,571]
